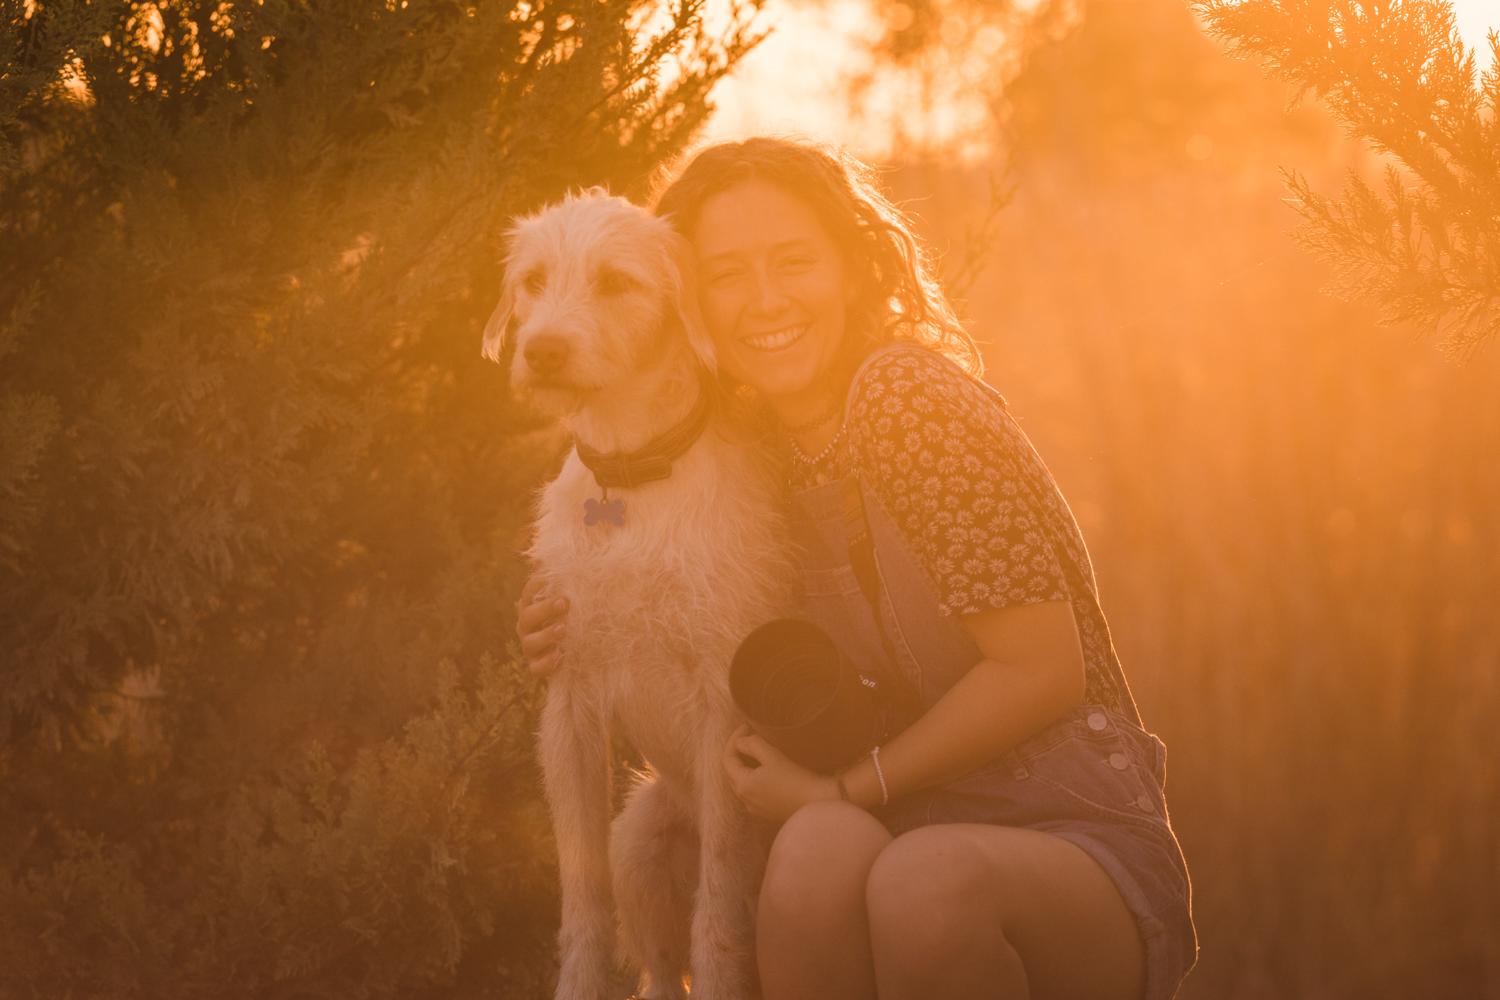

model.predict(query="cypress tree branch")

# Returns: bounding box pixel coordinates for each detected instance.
[1195,0,1500,359]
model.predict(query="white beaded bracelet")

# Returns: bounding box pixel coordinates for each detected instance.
[870,745,889,806]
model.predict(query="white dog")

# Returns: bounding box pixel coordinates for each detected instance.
[483,189,798,1000]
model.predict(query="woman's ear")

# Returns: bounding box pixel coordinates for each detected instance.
[667,232,715,371]
[480,279,515,362]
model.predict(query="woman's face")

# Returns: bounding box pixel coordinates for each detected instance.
[690,179,852,405]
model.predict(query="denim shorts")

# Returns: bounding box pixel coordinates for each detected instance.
[870,703,1199,1000]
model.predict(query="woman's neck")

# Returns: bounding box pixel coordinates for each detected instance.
[769,383,846,457]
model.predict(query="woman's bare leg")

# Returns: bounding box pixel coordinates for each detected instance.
[755,800,890,1000]
[863,824,1146,1000]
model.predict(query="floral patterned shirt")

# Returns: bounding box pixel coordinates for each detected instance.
[786,344,1138,718]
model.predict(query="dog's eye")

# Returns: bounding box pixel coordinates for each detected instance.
[522,269,546,295]
[594,267,637,296]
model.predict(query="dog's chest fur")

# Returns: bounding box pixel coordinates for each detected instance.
[530,424,798,785]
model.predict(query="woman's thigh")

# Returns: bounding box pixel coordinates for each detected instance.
[864,822,1146,1000]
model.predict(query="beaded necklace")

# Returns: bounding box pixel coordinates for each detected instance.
[788,420,848,470]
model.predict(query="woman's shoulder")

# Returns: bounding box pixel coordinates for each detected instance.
[846,341,1008,431]
[850,339,963,387]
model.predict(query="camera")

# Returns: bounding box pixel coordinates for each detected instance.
[729,618,915,774]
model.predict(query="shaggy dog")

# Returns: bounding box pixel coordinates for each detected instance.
[483,190,798,1000]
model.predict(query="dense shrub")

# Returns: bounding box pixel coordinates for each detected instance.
[0,1,758,994]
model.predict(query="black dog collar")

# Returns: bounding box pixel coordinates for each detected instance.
[574,374,715,525]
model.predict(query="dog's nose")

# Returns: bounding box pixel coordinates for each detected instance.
[524,334,569,377]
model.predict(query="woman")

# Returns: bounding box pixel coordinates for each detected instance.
[516,137,1197,1000]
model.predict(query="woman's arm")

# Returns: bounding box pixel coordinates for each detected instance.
[836,598,1086,809]
[723,598,1087,822]
[726,347,1094,820]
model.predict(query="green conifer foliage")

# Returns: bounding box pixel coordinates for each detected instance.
[0,1,760,995]
[1195,0,1500,359]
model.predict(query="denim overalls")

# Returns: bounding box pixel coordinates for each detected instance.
[785,344,1199,1000]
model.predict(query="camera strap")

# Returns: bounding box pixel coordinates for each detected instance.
[839,476,924,729]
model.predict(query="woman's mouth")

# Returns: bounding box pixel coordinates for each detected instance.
[740,324,808,352]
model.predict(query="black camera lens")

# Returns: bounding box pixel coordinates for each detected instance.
[730,619,885,774]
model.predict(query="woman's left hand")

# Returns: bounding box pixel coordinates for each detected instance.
[722,723,841,824]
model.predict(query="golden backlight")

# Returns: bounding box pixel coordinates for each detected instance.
[17,2,1494,997]
[706,0,1498,158]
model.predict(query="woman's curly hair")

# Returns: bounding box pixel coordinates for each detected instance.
[651,136,984,385]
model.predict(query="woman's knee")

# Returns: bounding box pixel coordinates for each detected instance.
[864,828,994,960]
[759,800,890,924]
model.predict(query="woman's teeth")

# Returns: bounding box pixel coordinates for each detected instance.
[742,325,808,351]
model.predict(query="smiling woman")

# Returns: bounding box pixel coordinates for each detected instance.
[691,180,854,421]
[647,136,1195,1000]
[654,139,981,415]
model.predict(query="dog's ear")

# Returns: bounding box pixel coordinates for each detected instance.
[479,277,515,362]
[667,232,715,371]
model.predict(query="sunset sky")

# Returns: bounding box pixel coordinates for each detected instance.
[705,0,1500,158]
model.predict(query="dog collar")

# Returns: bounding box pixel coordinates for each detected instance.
[574,374,716,526]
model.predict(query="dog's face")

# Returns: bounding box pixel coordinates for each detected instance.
[481,189,713,413]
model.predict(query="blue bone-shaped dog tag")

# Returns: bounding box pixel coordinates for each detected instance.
[583,496,625,526]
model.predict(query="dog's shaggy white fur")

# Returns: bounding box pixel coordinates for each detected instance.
[484,190,799,1000]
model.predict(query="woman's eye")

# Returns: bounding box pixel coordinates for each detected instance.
[522,269,546,294]
[707,268,745,285]
[780,255,816,268]
[595,268,637,296]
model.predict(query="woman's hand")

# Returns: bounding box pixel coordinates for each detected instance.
[515,572,569,677]
[722,723,842,824]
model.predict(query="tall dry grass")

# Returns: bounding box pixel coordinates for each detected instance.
[888,137,1500,997]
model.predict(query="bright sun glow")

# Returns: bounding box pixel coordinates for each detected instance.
[703,0,1027,161]
[705,0,1498,159]
[1451,0,1498,61]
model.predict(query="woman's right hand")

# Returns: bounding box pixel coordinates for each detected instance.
[515,573,569,677]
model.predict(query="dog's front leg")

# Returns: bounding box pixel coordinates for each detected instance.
[687,717,765,1000]
[540,677,617,1000]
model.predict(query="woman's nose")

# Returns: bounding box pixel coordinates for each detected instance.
[747,266,790,315]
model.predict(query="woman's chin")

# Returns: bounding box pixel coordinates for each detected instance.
[725,347,828,401]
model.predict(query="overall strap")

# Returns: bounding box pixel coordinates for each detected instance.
[842,477,924,726]
[839,467,921,720]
